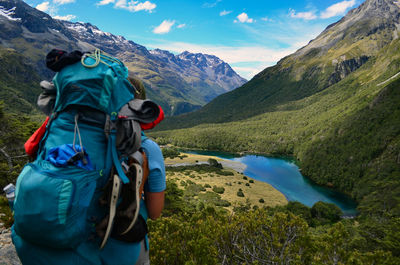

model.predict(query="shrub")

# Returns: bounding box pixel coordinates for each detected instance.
[220,171,234,176]
[245,183,250,187]
[213,186,225,194]
[249,180,254,183]
[311,201,342,226]
[259,198,265,203]
[243,176,248,180]
[204,184,211,188]
[237,191,245,197]
[208,158,223,169]
[162,147,180,159]
[286,201,312,224]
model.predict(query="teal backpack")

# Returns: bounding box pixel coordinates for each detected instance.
[13,49,147,249]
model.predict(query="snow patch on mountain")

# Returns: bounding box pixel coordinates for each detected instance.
[0,6,21,21]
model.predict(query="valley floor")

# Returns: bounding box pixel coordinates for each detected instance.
[165,153,287,211]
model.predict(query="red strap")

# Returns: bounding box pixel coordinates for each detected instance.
[140,105,164,130]
[24,116,50,157]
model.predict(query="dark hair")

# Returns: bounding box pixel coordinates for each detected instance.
[128,76,146,100]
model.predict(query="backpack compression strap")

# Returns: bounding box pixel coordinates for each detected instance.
[105,114,130,184]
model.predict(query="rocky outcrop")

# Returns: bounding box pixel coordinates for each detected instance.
[328,56,370,85]
[0,219,20,265]
[296,0,400,57]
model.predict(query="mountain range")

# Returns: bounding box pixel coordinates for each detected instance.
[158,0,400,128]
[153,0,400,218]
[0,0,246,116]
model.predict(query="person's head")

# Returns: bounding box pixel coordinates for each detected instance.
[128,76,146,100]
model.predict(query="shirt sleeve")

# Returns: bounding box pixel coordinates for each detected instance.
[141,137,166,193]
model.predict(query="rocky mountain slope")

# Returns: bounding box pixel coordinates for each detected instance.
[0,0,246,115]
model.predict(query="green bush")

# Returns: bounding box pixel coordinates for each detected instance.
[249,180,254,183]
[311,201,342,226]
[259,198,265,203]
[286,201,312,224]
[220,171,234,176]
[212,186,225,194]
[208,158,223,169]
[237,191,245,197]
[243,176,248,180]
[204,184,211,188]
[161,147,180,159]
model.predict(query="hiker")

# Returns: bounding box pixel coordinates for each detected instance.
[11,50,165,265]
[99,76,166,265]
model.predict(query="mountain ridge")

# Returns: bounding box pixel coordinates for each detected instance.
[0,0,246,115]
[156,0,400,130]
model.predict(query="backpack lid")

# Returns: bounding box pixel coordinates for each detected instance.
[53,50,135,115]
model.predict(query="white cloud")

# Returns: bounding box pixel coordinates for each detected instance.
[36,1,50,12]
[177,24,186,29]
[202,0,222,8]
[53,0,75,4]
[98,0,156,13]
[53,14,76,20]
[320,0,356,19]
[153,20,175,34]
[97,0,115,5]
[231,66,266,80]
[133,1,156,12]
[289,9,317,20]
[235,12,254,23]
[220,10,232,16]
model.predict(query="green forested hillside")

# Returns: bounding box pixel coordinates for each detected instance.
[0,47,42,115]
[155,0,400,131]
[149,6,400,258]
[150,38,400,215]
[0,102,38,187]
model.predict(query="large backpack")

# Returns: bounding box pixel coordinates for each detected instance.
[13,49,159,249]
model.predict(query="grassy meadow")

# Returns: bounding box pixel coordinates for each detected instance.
[165,153,287,212]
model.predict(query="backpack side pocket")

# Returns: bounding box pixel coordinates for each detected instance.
[13,161,100,248]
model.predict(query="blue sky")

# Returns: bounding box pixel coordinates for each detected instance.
[27,0,362,79]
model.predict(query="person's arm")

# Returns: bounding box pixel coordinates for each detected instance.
[141,137,166,220]
[144,191,165,220]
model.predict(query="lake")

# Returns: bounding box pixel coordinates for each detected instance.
[184,150,358,216]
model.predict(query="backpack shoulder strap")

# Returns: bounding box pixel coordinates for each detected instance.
[138,151,149,196]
